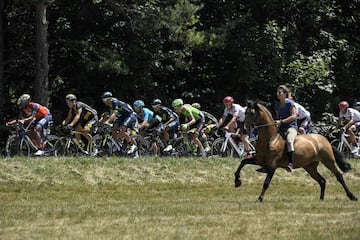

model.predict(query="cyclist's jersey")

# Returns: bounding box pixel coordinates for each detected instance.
[136,108,154,123]
[339,108,360,122]
[275,98,297,130]
[106,98,134,117]
[21,102,50,120]
[180,104,203,121]
[155,106,179,123]
[70,101,97,121]
[222,103,246,122]
[203,111,218,125]
[293,102,311,120]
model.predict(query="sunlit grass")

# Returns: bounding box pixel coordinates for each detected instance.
[0,156,359,239]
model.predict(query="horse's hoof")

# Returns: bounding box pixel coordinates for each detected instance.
[350,195,358,201]
[256,197,263,203]
[234,179,241,188]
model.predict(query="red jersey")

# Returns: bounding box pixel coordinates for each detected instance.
[22,102,50,120]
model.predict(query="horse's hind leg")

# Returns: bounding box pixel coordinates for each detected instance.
[303,162,326,200]
[321,156,358,201]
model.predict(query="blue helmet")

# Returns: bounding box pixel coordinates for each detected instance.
[133,100,145,108]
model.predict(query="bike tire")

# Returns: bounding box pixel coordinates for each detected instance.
[330,139,352,159]
[5,135,31,157]
[211,137,233,157]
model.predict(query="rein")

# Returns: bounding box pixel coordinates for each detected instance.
[254,123,276,129]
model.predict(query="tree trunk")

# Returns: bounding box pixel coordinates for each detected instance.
[34,3,49,107]
[0,0,4,120]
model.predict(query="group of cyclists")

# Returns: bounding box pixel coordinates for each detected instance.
[5,87,360,160]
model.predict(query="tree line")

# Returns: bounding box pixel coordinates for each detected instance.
[1,0,359,128]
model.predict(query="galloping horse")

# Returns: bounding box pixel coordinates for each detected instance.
[234,101,357,202]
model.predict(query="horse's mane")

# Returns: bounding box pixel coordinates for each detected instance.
[257,103,275,123]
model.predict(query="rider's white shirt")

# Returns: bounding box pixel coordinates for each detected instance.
[339,108,360,122]
[294,102,310,120]
[223,103,246,122]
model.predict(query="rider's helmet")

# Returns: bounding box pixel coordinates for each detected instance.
[66,94,77,102]
[191,102,201,109]
[338,101,349,110]
[133,100,145,108]
[223,96,234,104]
[17,94,31,106]
[151,99,162,108]
[172,98,183,108]
[101,92,112,102]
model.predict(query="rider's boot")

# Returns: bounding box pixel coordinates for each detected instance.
[286,151,294,172]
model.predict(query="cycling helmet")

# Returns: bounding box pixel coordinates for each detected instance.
[151,99,162,108]
[338,101,349,110]
[17,94,31,106]
[191,103,201,109]
[172,98,183,108]
[101,91,112,99]
[223,96,234,104]
[66,94,77,101]
[133,100,145,108]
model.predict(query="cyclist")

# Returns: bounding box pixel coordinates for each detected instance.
[151,98,180,152]
[338,101,360,157]
[62,94,98,152]
[6,94,52,156]
[133,100,162,134]
[172,98,207,157]
[217,96,252,158]
[275,85,298,172]
[191,102,217,152]
[100,92,138,156]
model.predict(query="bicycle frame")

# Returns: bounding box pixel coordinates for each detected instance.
[213,129,256,158]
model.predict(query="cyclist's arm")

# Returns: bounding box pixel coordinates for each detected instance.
[343,116,355,130]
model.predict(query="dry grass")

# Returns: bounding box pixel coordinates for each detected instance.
[0,156,359,239]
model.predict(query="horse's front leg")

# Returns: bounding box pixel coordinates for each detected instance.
[234,156,258,187]
[257,169,275,202]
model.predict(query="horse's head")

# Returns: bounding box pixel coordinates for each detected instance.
[245,100,260,129]
[246,100,275,126]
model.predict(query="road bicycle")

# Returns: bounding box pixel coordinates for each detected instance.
[55,125,97,156]
[211,128,256,158]
[5,120,60,157]
[90,123,147,157]
[330,129,360,159]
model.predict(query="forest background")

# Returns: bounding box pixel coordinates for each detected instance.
[0,0,359,148]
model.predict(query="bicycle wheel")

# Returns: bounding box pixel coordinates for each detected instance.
[131,135,149,156]
[331,139,351,159]
[5,135,31,157]
[90,134,112,157]
[43,135,63,156]
[211,137,232,157]
[172,137,192,157]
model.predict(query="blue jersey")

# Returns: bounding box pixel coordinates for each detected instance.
[136,108,154,123]
[107,98,134,117]
[275,99,297,130]
[155,106,178,122]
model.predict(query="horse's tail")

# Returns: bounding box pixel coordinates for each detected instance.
[332,146,352,172]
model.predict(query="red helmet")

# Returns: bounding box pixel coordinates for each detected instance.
[223,96,234,104]
[338,101,349,110]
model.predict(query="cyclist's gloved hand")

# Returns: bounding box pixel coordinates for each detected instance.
[181,124,189,131]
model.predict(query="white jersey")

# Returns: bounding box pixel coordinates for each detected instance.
[294,102,311,120]
[339,108,360,122]
[223,103,246,122]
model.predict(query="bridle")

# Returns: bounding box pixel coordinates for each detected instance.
[247,105,276,129]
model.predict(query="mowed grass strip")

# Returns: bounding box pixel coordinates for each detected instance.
[0,157,359,240]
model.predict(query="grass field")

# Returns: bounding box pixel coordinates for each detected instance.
[0,156,359,240]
